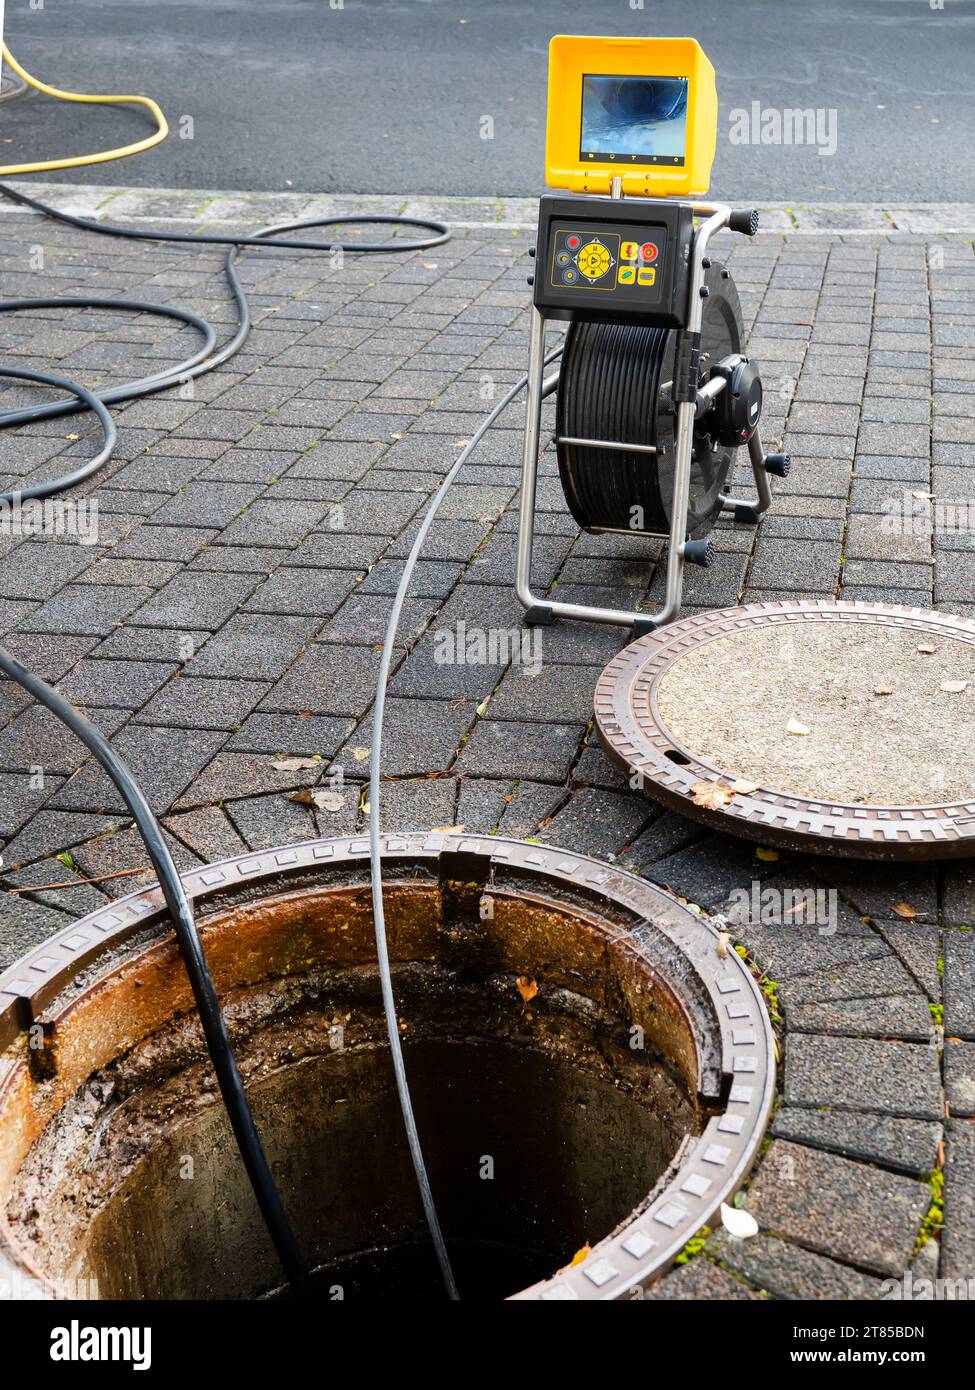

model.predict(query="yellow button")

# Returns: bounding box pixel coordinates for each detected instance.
[638,267,656,286]
[620,240,639,261]
[617,266,636,285]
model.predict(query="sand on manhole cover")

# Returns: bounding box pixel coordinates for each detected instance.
[654,621,975,805]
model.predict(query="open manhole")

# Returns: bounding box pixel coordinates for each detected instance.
[596,600,975,861]
[0,834,773,1301]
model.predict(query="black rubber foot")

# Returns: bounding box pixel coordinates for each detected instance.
[524,603,556,626]
[684,539,716,568]
[734,503,761,525]
[632,616,657,638]
[764,452,791,479]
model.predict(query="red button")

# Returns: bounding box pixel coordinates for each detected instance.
[567,235,580,249]
[641,242,658,262]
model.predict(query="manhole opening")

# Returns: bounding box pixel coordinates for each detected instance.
[0,839,773,1300]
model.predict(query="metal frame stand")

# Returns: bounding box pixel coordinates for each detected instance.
[515,200,779,635]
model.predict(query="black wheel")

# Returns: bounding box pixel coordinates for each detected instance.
[555,261,744,540]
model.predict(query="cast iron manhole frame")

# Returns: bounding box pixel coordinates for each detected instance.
[0,833,775,1302]
[596,599,975,861]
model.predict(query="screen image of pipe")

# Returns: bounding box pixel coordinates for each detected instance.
[0,836,774,1301]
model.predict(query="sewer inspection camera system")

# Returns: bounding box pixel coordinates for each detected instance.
[517,36,790,634]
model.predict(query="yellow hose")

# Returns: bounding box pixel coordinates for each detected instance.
[0,43,168,175]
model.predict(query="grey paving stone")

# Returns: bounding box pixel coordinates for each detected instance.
[371,778,457,834]
[0,891,73,971]
[943,867,975,928]
[185,612,319,681]
[494,780,566,838]
[133,571,258,629]
[218,499,330,548]
[110,524,216,561]
[334,698,476,779]
[784,1034,943,1120]
[261,643,385,718]
[134,676,270,731]
[0,704,129,776]
[56,659,176,710]
[243,567,359,616]
[91,626,210,662]
[945,1041,975,1118]
[787,994,935,1042]
[0,810,126,871]
[224,712,354,758]
[172,751,322,810]
[225,792,317,851]
[160,806,250,864]
[0,541,93,599]
[319,592,438,647]
[71,823,202,897]
[50,726,225,815]
[778,951,921,1008]
[151,480,264,528]
[771,1107,941,1178]
[942,1120,975,1285]
[538,787,653,859]
[943,930,975,1039]
[454,777,512,834]
[646,833,785,910]
[743,1139,929,1276]
[616,810,705,873]
[454,718,583,784]
[2,856,111,919]
[709,1231,884,1300]
[19,584,148,636]
[873,920,942,1001]
[645,1260,763,1300]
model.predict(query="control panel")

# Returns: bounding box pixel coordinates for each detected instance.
[531,195,693,327]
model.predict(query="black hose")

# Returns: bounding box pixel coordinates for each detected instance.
[0,647,310,1297]
[0,184,451,1297]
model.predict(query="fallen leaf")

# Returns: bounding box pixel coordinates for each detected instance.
[272,756,321,771]
[911,491,934,501]
[891,901,917,920]
[690,780,734,810]
[422,262,438,269]
[917,643,938,654]
[290,789,345,812]
[349,747,371,761]
[729,778,760,794]
[569,1243,590,1267]
[941,680,968,693]
[756,846,779,862]
[873,686,894,697]
[786,718,810,736]
[717,931,732,960]
[66,433,80,441]
[429,825,464,834]
[720,1202,758,1239]
[516,975,538,1006]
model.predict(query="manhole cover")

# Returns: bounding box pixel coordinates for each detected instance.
[596,600,975,861]
[0,74,26,102]
[0,834,774,1302]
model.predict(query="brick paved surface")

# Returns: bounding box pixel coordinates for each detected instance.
[1,184,973,1299]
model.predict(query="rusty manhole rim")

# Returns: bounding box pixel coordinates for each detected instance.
[595,599,975,861]
[0,833,774,1303]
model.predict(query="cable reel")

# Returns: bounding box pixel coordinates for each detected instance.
[555,259,747,542]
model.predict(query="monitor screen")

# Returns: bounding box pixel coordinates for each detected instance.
[580,74,688,167]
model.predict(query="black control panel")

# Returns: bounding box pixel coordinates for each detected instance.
[531,195,693,327]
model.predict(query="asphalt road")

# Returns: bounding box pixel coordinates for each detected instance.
[1,0,973,201]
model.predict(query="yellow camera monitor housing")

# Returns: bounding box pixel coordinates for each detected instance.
[545,35,717,198]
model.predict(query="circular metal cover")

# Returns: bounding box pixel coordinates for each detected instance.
[596,600,975,861]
